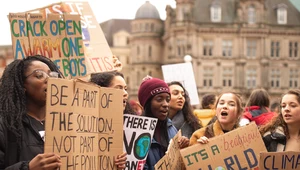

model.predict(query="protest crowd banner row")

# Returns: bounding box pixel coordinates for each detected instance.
[7,1,300,170]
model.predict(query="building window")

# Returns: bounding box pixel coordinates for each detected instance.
[247,40,257,58]
[277,5,287,24]
[137,71,141,86]
[289,41,298,58]
[177,39,185,57]
[289,68,299,88]
[137,46,140,55]
[148,46,152,58]
[222,40,232,57]
[203,67,214,87]
[151,23,154,31]
[248,5,256,24]
[222,67,233,87]
[271,41,280,58]
[246,68,257,89]
[126,56,130,64]
[210,5,221,22]
[270,69,280,88]
[126,77,130,88]
[203,40,213,56]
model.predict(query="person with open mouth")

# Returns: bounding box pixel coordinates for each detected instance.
[189,92,244,145]
[138,76,189,170]
[167,81,202,139]
[0,55,63,170]
[260,89,300,152]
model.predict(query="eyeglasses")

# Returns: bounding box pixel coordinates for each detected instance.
[25,70,59,80]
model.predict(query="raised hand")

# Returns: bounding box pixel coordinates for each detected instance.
[112,55,122,72]
[197,136,209,144]
[178,136,190,149]
[114,152,127,170]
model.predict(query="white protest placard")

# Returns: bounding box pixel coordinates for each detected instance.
[123,114,157,170]
[162,62,199,105]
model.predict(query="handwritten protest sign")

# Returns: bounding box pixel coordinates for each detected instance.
[123,114,157,170]
[9,13,85,78]
[180,123,267,170]
[155,130,184,170]
[45,78,123,170]
[260,151,300,170]
[162,62,199,105]
[26,1,116,74]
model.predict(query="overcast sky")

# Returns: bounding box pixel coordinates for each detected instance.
[0,0,175,45]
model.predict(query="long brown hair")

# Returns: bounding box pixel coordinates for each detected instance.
[246,88,270,113]
[205,92,243,138]
[167,81,202,130]
[259,89,300,138]
[214,91,244,122]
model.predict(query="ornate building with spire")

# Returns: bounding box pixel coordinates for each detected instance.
[100,0,300,106]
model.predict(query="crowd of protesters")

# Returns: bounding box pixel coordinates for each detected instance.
[1,54,299,170]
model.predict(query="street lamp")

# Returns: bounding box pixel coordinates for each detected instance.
[184,54,192,63]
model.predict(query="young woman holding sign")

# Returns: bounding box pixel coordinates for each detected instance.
[90,71,137,169]
[138,76,189,170]
[0,55,63,170]
[189,92,243,145]
[0,55,127,170]
[260,89,300,152]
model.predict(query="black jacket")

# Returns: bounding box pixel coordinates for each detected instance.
[0,115,44,170]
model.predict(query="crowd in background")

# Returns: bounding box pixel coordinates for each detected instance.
[0,55,298,170]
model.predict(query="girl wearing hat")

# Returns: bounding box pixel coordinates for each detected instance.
[138,76,189,170]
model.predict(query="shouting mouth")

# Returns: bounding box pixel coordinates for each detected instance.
[221,111,228,116]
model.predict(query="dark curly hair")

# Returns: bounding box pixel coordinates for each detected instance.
[90,71,136,115]
[0,55,63,145]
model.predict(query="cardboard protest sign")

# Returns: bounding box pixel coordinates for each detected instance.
[260,151,300,170]
[45,78,123,170]
[26,1,116,74]
[162,62,199,105]
[9,13,30,57]
[9,13,85,78]
[123,114,157,170]
[180,123,267,170]
[155,130,184,170]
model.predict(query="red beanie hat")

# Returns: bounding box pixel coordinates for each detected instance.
[138,76,170,108]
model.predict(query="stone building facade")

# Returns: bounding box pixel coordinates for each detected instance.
[0,45,13,76]
[0,0,299,107]
[100,0,300,106]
